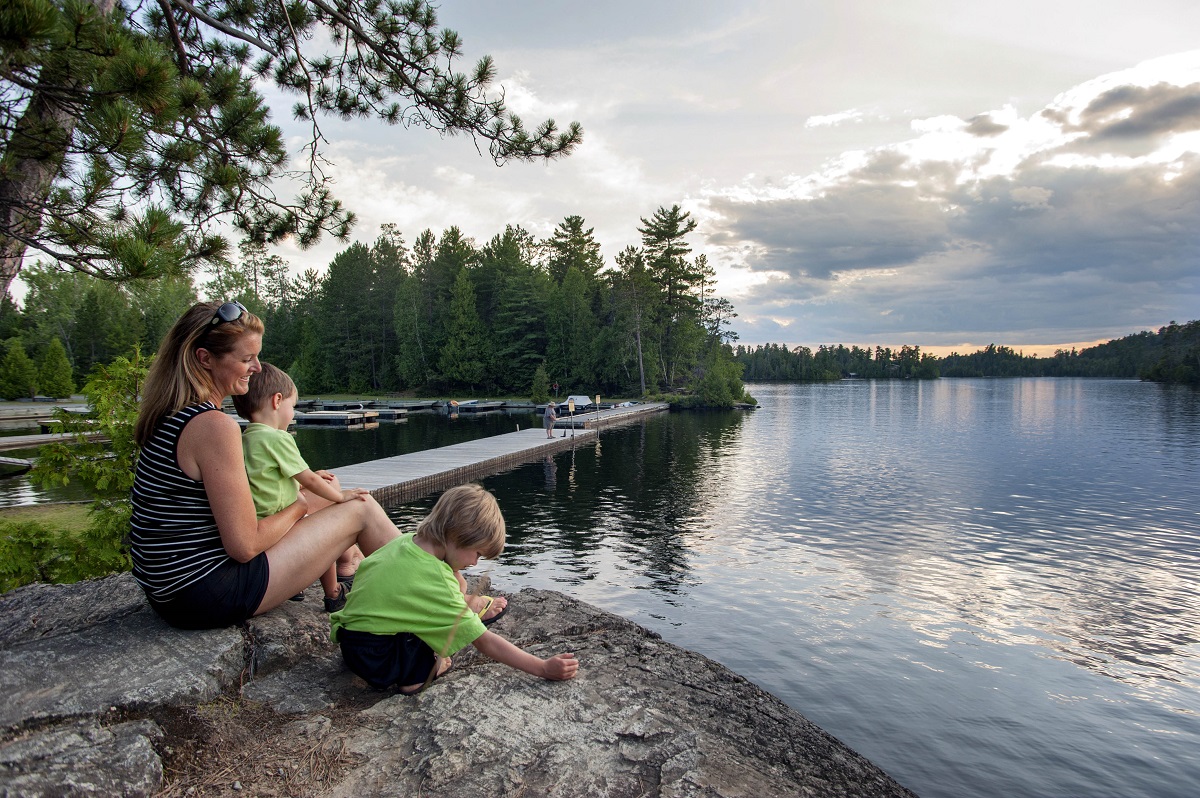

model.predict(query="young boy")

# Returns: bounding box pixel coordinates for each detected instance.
[232,363,367,612]
[330,483,579,693]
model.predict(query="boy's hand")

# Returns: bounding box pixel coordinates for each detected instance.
[541,653,579,681]
[315,469,335,483]
[339,488,371,503]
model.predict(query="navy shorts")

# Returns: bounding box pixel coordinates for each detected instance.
[146,553,270,630]
[338,628,437,690]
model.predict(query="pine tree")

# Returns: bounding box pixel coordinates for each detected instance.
[545,215,604,285]
[37,337,74,398]
[0,339,38,399]
[438,269,487,390]
[637,205,703,387]
[0,0,582,294]
[530,362,550,404]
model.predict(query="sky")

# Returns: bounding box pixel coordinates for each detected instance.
[258,1,1198,354]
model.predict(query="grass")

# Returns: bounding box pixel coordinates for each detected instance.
[0,502,91,535]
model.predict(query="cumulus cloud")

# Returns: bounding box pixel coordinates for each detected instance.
[806,110,866,128]
[705,52,1200,346]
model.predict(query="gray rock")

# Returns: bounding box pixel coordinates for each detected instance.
[0,718,163,797]
[244,584,339,678]
[0,572,146,647]
[0,575,918,797]
[323,589,916,798]
[0,605,244,729]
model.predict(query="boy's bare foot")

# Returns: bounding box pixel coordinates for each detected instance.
[400,655,452,695]
[480,595,508,622]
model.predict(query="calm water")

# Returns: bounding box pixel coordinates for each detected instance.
[389,380,1200,798]
[3,380,1197,797]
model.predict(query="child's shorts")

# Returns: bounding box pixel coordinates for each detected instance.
[338,628,437,690]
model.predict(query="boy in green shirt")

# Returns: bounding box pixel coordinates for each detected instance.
[331,483,579,693]
[233,362,366,612]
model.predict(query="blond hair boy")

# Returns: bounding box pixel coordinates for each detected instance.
[330,484,579,693]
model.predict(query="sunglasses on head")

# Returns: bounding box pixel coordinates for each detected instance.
[209,301,247,327]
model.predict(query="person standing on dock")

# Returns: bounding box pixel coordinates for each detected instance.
[543,401,557,439]
[130,301,406,630]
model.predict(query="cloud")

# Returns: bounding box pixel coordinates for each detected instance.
[966,114,1009,137]
[806,110,866,128]
[705,52,1200,346]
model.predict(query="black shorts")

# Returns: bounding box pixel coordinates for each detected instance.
[338,628,437,690]
[146,553,270,630]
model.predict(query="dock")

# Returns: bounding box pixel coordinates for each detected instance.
[0,431,107,453]
[0,455,33,475]
[337,402,668,506]
[293,410,380,429]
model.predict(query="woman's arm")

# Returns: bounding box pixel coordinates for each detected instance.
[180,410,307,562]
[471,631,579,680]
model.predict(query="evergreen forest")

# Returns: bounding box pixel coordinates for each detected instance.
[0,207,752,406]
[735,321,1200,386]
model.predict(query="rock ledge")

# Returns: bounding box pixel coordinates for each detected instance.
[0,574,918,797]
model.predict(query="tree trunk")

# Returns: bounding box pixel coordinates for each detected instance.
[634,325,646,396]
[0,0,117,296]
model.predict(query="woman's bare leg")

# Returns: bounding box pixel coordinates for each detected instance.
[256,496,401,614]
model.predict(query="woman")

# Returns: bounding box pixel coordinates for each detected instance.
[130,301,402,629]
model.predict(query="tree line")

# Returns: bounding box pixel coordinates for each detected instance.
[735,321,1200,385]
[0,206,751,406]
[735,343,940,382]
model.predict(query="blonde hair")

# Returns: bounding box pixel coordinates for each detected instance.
[231,362,295,420]
[417,484,506,559]
[135,301,264,446]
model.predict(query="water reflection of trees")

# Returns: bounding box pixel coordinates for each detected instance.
[296,411,539,471]
[381,411,747,594]
[496,410,739,590]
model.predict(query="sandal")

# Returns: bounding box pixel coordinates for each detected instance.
[323,583,348,613]
[477,595,509,627]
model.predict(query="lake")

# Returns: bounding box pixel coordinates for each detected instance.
[390,380,1200,798]
[2,379,1197,797]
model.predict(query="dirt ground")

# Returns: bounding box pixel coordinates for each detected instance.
[151,695,377,798]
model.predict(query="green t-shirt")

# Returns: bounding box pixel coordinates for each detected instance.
[241,422,309,519]
[329,533,486,656]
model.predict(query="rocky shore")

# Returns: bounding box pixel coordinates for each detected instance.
[0,573,918,797]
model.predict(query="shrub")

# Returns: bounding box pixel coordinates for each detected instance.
[28,350,147,586]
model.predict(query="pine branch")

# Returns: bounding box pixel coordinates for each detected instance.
[165,0,279,56]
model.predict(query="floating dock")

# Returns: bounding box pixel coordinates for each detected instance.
[293,410,379,429]
[0,455,33,476]
[335,402,668,506]
[0,431,107,453]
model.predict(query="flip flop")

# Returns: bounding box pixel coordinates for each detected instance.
[478,595,509,627]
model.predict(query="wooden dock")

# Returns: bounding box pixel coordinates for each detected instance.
[293,410,380,429]
[0,431,107,453]
[0,455,33,475]
[336,402,668,506]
